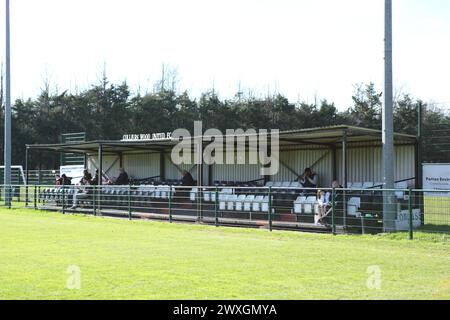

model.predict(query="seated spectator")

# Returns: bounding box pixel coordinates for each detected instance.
[61,174,72,186]
[181,170,195,186]
[115,168,129,185]
[81,169,92,185]
[315,189,331,225]
[179,170,195,202]
[55,175,62,186]
[70,172,94,210]
[70,184,90,210]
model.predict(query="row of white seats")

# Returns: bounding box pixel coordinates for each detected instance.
[135,185,176,199]
[347,182,383,189]
[219,194,270,212]
[200,188,233,202]
[347,181,408,200]
[293,196,318,214]
[294,195,362,216]
[347,181,408,189]
[265,181,304,188]
[193,188,270,212]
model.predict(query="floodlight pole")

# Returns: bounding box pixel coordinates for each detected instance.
[4,0,12,206]
[383,0,396,231]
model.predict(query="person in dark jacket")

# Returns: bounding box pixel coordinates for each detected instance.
[179,170,195,202]
[81,170,92,185]
[299,168,318,188]
[91,169,100,185]
[61,174,72,186]
[181,170,195,186]
[115,168,129,185]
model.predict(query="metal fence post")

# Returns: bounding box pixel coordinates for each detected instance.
[268,187,273,232]
[8,186,11,209]
[128,185,132,220]
[215,187,219,227]
[93,186,97,216]
[26,185,29,207]
[169,187,173,223]
[332,188,336,236]
[408,188,413,240]
[34,185,37,210]
[62,186,66,214]
[198,188,203,223]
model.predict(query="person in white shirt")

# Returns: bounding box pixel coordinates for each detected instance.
[315,189,331,225]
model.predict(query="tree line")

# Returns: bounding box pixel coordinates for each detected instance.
[0,76,449,170]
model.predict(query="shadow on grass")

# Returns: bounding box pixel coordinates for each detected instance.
[420,224,450,234]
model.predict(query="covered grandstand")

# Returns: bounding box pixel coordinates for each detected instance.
[24,125,420,233]
[26,125,419,188]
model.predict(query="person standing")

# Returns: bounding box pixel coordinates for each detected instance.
[91,169,100,186]
[299,168,318,188]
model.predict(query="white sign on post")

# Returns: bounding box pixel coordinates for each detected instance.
[423,164,450,196]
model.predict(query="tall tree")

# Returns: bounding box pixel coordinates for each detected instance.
[349,83,382,129]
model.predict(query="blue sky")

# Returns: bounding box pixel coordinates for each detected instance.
[1,0,449,110]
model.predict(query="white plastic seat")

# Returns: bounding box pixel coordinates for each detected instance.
[290,181,302,189]
[351,182,363,190]
[303,196,317,214]
[190,188,198,201]
[261,196,270,213]
[363,182,374,189]
[235,195,247,211]
[373,182,383,189]
[395,181,408,199]
[221,188,234,195]
[265,181,274,188]
[244,195,255,211]
[227,195,238,211]
[281,181,291,188]
[170,186,176,199]
[218,190,230,201]
[203,189,211,202]
[347,197,361,217]
[347,182,353,189]
[273,182,283,188]
[396,181,408,188]
[160,186,169,199]
[219,194,230,210]
[252,196,264,212]
[293,196,307,214]
[154,186,163,199]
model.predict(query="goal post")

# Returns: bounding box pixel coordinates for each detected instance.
[0,165,26,185]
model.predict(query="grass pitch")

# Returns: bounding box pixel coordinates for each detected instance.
[0,209,449,300]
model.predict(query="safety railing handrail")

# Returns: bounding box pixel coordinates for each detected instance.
[2,183,450,239]
[2,184,450,193]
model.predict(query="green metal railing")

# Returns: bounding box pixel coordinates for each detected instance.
[2,184,450,238]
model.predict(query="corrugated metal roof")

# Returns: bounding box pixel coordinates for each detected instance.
[26,125,417,155]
